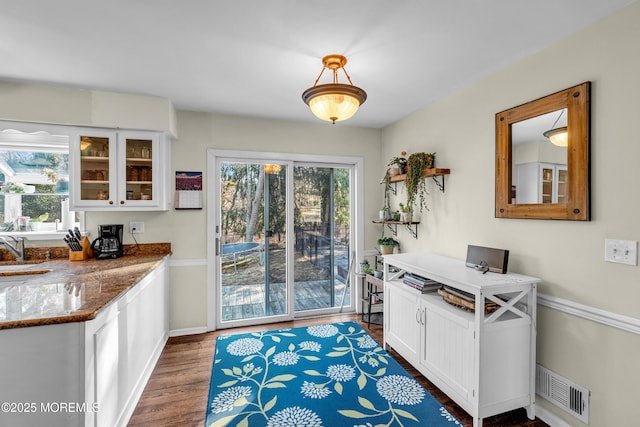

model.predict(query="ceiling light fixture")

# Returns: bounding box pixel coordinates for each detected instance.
[543,109,568,147]
[302,54,367,124]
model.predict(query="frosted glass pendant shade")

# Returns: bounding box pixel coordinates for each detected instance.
[543,126,568,146]
[302,55,367,124]
[304,84,365,123]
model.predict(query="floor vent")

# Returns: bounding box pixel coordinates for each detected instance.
[536,364,589,424]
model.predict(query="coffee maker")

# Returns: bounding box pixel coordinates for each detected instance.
[91,224,124,259]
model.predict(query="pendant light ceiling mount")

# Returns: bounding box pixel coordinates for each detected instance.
[302,54,367,124]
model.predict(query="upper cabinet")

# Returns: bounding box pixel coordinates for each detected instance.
[69,128,170,211]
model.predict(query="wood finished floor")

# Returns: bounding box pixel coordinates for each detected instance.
[128,314,550,427]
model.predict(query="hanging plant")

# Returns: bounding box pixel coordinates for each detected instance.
[405,152,435,212]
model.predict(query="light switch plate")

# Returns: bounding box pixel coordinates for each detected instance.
[604,239,638,266]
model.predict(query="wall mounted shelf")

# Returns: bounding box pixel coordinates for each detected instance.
[372,220,420,239]
[387,167,451,192]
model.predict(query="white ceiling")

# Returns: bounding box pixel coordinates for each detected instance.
[0,0,636,128]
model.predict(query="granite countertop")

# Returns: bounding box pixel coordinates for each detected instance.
[0,243,171,330]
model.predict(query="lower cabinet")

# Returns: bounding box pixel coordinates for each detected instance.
[420,303,474,403]
[383,252,539,427]
[93,314,120,427]
[385,285,474,406]
[384,279,420,365]
[0,260,169,427]
[85,259,169,427]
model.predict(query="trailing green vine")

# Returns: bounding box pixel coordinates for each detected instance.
[405,152,435,212]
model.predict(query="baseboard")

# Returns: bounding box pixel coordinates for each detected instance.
[535,403,574,427]
[170,326,209,337]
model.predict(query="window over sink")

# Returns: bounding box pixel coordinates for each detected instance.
[0,121,83,240]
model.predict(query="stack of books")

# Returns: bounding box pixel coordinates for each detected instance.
[402,273,441,293]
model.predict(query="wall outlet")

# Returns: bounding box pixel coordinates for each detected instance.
[604,239,638,266]
[129,221,144,234]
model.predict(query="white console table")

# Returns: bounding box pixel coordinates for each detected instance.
[383,252,540,427]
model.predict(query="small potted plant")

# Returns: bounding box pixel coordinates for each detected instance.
[0,182,26,193]
[387,153,407,175]
[398,202,411,223]
[377,236,399,255]
[29,213,49,231]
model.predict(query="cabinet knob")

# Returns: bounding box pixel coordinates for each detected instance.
[120,200,125,205]
[109,200,114,205]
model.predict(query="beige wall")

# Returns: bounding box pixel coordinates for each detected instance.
[381,3,640,426]
[2,3,639,425]
[156,113,382,330]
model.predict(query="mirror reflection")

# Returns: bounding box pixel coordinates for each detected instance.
[495,81,590,221]
[511,109,567,204]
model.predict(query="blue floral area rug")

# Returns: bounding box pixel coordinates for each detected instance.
[205,322,461,427]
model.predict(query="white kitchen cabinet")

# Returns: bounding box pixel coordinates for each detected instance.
[420,300,474,402]
[0,259,169,427]
[383,252,539,427]
[384,278,420,365]
[69,128,170,211]
[93,313,120,427]
[516,162,567,204]
[84,259,169,427]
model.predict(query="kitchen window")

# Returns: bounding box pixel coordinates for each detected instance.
[0,122,82,240]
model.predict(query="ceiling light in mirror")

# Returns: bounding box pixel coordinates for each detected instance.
[542,108,568,146]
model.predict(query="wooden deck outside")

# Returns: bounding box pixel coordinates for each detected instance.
[221,280,351,321]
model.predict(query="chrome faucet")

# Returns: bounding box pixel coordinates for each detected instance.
[0,235,25,261]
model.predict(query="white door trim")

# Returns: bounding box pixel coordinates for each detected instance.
[206,149,364,331]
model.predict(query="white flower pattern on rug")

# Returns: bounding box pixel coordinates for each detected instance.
[325,364,356,383]
[266,406,323,427]
[306,324,339,338]
[301,381,332,399]
[206,322,461,427]
[440,407,463,425]
[210,385,252,413]
[357,334,378,349]
[376,375,425,405]
[273,351,300,366]
[299,341,322,352]
[226,337,264,356]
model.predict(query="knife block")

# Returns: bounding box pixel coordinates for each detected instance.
[69,236,94,261]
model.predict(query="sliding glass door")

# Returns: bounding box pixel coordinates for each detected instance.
[217,161,290,326]
[293,165,351,314]
[212,153,356,329]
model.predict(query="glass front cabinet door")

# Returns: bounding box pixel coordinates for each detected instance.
[70,129,168,211]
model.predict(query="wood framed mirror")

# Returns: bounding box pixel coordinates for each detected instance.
[495,82,590,220]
